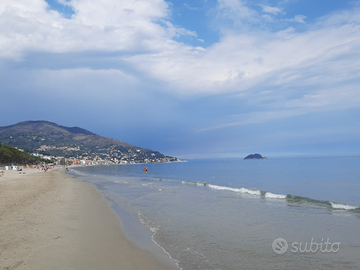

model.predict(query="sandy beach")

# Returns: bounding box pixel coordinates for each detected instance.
[0,168,176,270]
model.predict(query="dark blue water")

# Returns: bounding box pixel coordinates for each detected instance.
[72,157,360,270]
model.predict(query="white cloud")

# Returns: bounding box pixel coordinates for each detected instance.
[1,0,360,123]
[196,84,360,132]
[69,0,169,27]
[259,5,283,15]
[0,0,190,59]
[285,15,306,23]
[127,7,360,98]
[216,0,259,25]
[164,21,197,38]
[0,0,48,14]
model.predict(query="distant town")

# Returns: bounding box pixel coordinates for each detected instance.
[30,145,183,166]
[0,121,184,168]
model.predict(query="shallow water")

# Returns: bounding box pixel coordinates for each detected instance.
[72,157,360,270]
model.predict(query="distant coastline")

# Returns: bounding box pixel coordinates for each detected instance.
[0,121,183,166]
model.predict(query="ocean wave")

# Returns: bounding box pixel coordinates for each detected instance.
[330,202,359,210]
[151,178,164,181]
[113,180,132,184]
[264,192,287,199]
[182,180,207,186]
[196,183,360,212]
[137,211,181,269]
[208,184,261,196]
[208,185,286,199]
[151,177,359,212]
[151,178,178,182]
[286,195,360,211]
[138,211,159,233]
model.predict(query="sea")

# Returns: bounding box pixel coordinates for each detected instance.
[71,156,360,270]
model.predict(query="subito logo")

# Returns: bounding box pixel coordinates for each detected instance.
[272,238,288,254]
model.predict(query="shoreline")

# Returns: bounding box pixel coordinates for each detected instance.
[0,168,177,270]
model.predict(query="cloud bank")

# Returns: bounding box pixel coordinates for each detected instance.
[1,0,360,157]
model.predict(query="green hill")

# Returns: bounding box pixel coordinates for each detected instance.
[0,143,49,165]
[0,121,180,164]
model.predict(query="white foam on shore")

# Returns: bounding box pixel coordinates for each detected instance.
[137,211,182,269]
[181,181,207,186]
[330,202,358,210]
[264,192,287,199]
[208,184,261,196]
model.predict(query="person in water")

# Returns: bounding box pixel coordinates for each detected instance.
[143,167,148,173]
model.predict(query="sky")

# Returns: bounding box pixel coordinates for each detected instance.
[1,0,360,159]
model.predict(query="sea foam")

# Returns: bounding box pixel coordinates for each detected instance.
[208,184,261,196]
[330,202,359,210]
[264,192,287,199]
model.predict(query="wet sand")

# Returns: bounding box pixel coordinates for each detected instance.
[0,168,176,270]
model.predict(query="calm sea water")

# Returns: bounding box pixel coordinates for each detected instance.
[72,157,360,270]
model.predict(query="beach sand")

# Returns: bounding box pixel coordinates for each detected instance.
[0,168,177,270]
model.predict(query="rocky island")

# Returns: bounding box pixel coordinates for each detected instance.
[244,153,267,160]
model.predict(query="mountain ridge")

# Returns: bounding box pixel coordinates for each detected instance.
[1,121,96,136]
[0,121,180,164]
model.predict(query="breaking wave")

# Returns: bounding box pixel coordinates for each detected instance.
[330,202,359,210]
[264,192,287,199]
[208,184,262,196]
[176,179,360,212]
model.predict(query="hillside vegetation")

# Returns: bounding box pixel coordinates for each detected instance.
[0,143,49,165]
[0,121,180,163]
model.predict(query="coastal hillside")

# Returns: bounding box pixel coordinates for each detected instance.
[0,121,180,164]
[0,143,49,165]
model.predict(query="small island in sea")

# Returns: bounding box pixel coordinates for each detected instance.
[244,153,267,160]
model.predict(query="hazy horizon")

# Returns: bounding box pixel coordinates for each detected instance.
[1,0,360,159]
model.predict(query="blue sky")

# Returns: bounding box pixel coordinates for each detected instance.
[1,0,360,159]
